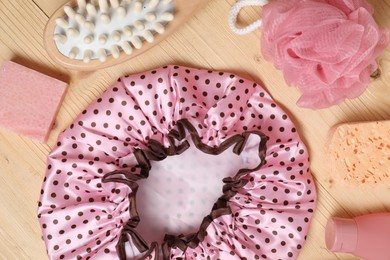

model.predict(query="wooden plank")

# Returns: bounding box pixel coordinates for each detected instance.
[0,0,389,259]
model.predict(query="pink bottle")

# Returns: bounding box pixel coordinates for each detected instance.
[325,213,390,260]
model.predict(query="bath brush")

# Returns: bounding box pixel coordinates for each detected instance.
[44,0,209,71]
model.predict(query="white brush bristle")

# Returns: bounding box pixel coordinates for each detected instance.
[75,13,86,25]
[110,45,120,59]
[83,49,93,63]
[161,12,174,21]
[67,27,80,37]
[86,3,97,16]
[111,31,121,42]
[54,34,67,44]
[100,13,111,23]
[98,0,109,12]
[98,48,107,61]
[142,30,154,43]
[121,41,133,55]
[84,34,94,44]
[110,0,119,8]
[133,1,142,13]
[134,20,145,31]
[55,17,69,29]
[64,5,76,19]
[54,0,175,62]
[84,21,95,31]
[69,47,79,59]
[145,12,156,22]
[77,0,86,10]
[123,26,132,36]
[153,22,165,34]
[99,34,108,44]
[148,0,159,9]
[130,36,142,49]
[117,6,127,17]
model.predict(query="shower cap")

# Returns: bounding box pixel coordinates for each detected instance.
[38,65,316,259]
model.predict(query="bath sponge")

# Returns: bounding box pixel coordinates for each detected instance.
[328,120,390,184]
[0,61,67,142]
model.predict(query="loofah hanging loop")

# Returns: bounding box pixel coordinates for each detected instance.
[228,0,269,35]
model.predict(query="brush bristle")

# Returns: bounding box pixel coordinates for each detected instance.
[53,0,174,63]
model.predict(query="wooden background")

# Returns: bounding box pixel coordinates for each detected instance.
[0,0,389,259]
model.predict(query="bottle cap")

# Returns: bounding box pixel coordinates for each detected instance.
[325,217,358,253]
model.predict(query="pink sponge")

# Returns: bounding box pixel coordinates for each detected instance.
[0,61,67,143]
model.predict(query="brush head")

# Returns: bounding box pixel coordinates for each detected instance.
[45,0,174,70]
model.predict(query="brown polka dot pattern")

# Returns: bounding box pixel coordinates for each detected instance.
[37,65,316,260]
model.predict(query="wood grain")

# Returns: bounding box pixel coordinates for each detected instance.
[0,0,389,259]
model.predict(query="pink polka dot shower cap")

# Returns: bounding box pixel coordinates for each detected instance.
[38,65,317,259]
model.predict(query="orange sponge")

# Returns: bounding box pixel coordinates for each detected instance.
[328,120,390,185]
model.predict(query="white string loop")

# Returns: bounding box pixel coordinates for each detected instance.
[228,0,269,35]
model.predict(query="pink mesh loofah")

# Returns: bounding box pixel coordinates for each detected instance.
[261,0,389,108]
